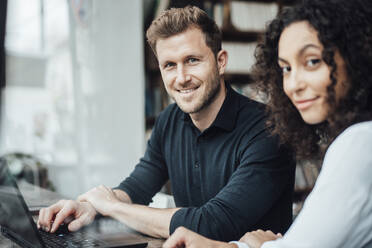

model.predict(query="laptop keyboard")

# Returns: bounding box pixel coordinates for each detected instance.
[39,228,104,248]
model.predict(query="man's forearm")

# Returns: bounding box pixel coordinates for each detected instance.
[78,187,178,237]
[107,201,180,238]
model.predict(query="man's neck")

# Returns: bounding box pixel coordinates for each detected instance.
[189,81,227,132]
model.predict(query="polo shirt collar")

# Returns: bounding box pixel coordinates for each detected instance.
[181,83,239,132]
[211,82,239,132]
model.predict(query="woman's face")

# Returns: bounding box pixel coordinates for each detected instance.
[278,21,348,124]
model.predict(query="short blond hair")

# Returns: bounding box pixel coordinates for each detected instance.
[146,5,222,57]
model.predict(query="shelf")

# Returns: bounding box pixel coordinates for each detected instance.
[225,72,254,85]
[222,29,263,42]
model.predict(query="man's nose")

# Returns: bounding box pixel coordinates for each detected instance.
[175,66,190,85]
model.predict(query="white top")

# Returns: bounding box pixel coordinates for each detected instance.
[235,121,372,248]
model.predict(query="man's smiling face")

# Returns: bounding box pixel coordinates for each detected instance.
[156,27,223,114]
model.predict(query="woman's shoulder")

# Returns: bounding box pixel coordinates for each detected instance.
[333,120,372,145]
[344,120,372,133]
[324,121,372,170]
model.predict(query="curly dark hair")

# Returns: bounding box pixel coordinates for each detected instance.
[252,0,372,160]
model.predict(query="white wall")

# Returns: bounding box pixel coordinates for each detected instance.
[49,0,145,197]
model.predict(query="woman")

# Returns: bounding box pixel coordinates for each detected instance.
[163,0,372,247]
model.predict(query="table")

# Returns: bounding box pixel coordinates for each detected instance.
[0,181,165,248]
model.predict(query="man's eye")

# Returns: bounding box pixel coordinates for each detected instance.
[306,59,321,67]
[164,63,175,69]
[187,58,198,63]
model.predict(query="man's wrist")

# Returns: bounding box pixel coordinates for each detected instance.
[113,189,132,203]
[229,241,250,248]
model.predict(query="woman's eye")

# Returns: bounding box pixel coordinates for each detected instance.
[281,66,291,74]
[306,59,321,67]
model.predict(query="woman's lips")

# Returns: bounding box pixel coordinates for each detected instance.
[295,97,319,110]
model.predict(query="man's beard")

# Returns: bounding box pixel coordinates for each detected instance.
[188,75,221,114]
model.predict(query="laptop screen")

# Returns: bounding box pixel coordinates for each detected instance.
[0,160,44,247]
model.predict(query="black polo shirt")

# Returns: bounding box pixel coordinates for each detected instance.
[116,83,295,241]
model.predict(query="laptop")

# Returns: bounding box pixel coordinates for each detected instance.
[0,159,148,248]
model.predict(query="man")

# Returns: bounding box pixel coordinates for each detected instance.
[38,6,295,242]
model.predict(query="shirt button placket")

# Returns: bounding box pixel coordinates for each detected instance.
[194,135,201,170]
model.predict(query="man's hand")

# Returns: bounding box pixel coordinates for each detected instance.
[239,230,282,248]
[163,227,236,248]
[37,200,97,233]
[77,185,121,216]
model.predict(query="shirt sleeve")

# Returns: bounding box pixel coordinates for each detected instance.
[261,123,372,248]
[170,130,295,241]
[114,115,169,205]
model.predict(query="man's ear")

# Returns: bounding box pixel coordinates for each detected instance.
[216,49,228,75]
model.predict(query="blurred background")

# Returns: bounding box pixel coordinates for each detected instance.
[1,0,312,212]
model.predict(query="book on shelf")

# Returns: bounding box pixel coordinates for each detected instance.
[154,0,170,18]
[223,42,258,74]
[230,1,278,32]
[213,1,279,32]
[213,2,224,29]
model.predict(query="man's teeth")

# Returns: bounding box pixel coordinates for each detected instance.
[180,88,195,93]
